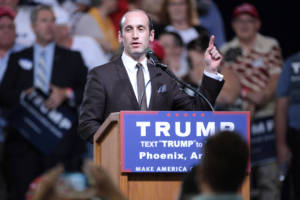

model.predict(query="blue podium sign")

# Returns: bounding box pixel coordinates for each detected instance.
[120,111,250,173]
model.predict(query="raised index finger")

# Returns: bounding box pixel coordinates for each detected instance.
[209,35,215,48]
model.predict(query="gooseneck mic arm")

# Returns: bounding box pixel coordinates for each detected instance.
[145,48,215,111]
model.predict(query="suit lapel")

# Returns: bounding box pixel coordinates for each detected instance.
[18,47,34,86]
[28,47,34,86]
[148,63,162,110]
[51,45,60,84]
[115,57,140,110]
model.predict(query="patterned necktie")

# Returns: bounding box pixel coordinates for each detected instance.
[35,50,48,94]
[136,63,147,110]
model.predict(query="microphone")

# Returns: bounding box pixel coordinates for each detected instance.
[139,72,162,110]
[145,48,214,111]
[145,48,167,70]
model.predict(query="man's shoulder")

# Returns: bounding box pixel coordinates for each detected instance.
[10,46,33,58]
[90,57,121,74]
[256,34,280,51]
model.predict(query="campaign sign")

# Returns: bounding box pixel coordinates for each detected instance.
[250,116,277,166]
[120,111,250,173]
[8,90,76,155]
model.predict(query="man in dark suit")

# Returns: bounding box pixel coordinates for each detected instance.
[78,9,224,143]
[0,5,87,200]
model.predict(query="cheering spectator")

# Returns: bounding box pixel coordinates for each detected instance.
[0,5,87,200]
[220,3,283,200]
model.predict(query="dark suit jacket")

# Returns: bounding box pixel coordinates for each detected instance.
[0,44,87,156]
[0,45,86,108]
[78,57,224,142]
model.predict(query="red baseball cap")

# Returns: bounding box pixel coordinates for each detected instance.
[233,3,259,19]
[0,6,16,20]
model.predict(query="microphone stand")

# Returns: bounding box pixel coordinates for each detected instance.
[155,62,215,111]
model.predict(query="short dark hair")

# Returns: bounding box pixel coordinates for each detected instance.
[198,131,249,193]
[31,5,54,25]
[119,9,153,34]
[159,31,184,47]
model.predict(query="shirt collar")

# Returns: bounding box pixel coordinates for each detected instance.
[121,51,148,73]
[34,42,55,54]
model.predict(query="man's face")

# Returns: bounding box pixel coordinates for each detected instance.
[232,14,260,41]
[118,11,154,60]
[32,9,55,45]
[0,16,15,49]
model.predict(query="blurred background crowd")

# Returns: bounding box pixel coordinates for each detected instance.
[0,0,299,200]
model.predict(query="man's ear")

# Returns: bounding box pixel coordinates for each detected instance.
[118,30,123,43]
[149,29,155,42]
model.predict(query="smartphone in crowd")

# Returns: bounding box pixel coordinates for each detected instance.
[56,172,88,192]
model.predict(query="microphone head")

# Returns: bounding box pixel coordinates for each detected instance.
[145,48,154,59]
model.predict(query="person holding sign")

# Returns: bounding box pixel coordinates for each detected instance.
[78,9,224,143]
[0,5,87,200]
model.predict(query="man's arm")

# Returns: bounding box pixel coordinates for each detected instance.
[216,67,241,105]
[78,67,106,143]
[0,53,28,107]
[275,97,291,164]
[172,35,224,110]
[243,73,279,106]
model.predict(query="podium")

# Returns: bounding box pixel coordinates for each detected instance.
[94,112,250,200]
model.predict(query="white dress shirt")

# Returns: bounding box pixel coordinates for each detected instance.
[121,51,224,108]
[122,52,151,107]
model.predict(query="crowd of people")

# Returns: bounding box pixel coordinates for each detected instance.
[0,0,298,200]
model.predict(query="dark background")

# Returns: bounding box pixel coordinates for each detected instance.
[215,0,300,59]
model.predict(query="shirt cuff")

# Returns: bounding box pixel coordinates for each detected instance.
[66,88,76,107]
[204,71,224,81]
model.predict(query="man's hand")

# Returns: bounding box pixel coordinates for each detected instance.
[243,91,265,106]
[204,35,222,74]
[44,85,68,109]
[24,87,34,96]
